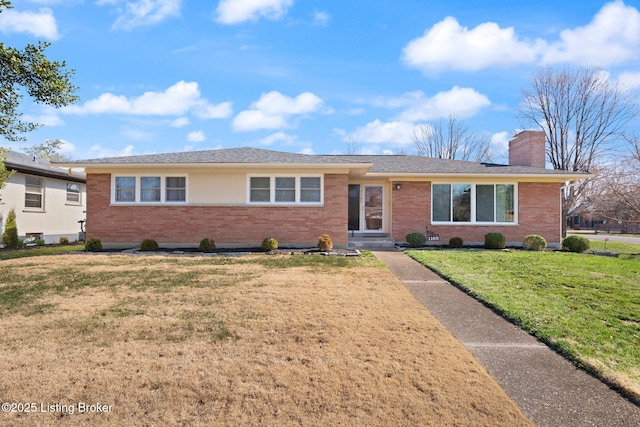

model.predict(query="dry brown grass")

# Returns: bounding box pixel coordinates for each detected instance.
[0,254,532,426]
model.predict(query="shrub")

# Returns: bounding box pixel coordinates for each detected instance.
[35,239,45,246]
[199,237,216,252]
[485,232,506,249]
[261,237,278,251]
[59,236,70,245]
[406,232,426,248]
[562,235,590,253]
[523,234,547,251]
[449,237,464,248]
[140,239,159,251]
[85,237,102,252]
[1,208,19,248]
[317,234,333,251]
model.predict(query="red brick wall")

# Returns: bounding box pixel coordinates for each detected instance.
[86,173,348,248]
[509,131,546,168]
[391,181,562,245]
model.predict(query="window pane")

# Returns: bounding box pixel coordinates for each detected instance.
[165,177,186,202]
[452,184,471,222]
[25,193,42,208]
[496,184,515,222]
[250,177,270,202]
[67,183,80,203]
[432,184,451,222]
[25,177,43,208]
[275,177,295,202]
[300,177,321,202]
[115,177,136,202]
[140,177,161,202]
[476,185,495,222]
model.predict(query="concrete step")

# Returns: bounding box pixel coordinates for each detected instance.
[348,237,396,250]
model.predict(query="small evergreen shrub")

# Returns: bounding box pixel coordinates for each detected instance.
[562,235,590,253]
[261,237,278,251]
[140,239,159,251]
[85,237,102,252]
[317,234,333,251]
[59,236,70,245]
[406,232,426,248]
[35,239,45,246]
[485,232,506,249]
[523,234,547,251]
[449,237,464,248]
[1,208,19,248]
[199,237,216,252]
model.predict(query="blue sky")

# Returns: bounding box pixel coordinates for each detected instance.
[2,0,640,162]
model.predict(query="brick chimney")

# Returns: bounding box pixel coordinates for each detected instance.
[509,130,546,168]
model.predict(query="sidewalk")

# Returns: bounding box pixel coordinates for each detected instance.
[373,250,640,427]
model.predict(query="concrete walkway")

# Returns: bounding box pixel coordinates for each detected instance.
[373,250,640,427]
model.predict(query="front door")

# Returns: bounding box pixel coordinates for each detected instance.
[348,184,384,232]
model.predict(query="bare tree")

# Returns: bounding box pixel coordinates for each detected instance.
[344,136,361,155]
[412,114,493,162]
[24,139,70,162]
[517,65,638,235]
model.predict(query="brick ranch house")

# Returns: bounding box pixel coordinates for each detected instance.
[58,131,587,249]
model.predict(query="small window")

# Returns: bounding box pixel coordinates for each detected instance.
[165,177,186,202]
[300,177,321,202]
[25,176,44,209]
[275,177,295,202]
[115,177,136,202]
[250,177,271,202]
[66,183,81,203]
[141,177,161,202]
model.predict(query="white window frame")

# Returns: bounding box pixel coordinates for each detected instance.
[247,175,323,205]
[431,182,518,225]
[25,175,45,210]
[66,182,82,205]
[111,175,188,204]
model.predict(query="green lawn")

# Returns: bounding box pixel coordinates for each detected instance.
[406,248,640,401]
[587,239,640,255]
[0,244,85,261]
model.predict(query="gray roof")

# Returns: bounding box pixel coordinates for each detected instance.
[2,149,85,182]
[58,147,587,178]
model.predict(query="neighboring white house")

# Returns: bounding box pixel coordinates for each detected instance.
[0,150,86,245]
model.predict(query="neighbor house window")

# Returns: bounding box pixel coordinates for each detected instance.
[25,176,44,209]
[432,183,516,223]
[113,175,187,204]
[66,183,81,204]
[248,175,323,204]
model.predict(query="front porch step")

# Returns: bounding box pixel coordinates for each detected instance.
[348,237,397,250]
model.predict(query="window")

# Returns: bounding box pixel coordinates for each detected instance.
[115,176,136,202]
[25,176,44,209]
[248,175,323,204]
[165,177,186,202]
[66,183,81,204]
[432,183,516,223]
[140,177,161,202]
[113,175,187,204]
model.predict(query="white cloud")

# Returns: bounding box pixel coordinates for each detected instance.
[402,16,541,72]
[170,117,189,127]
[402,1,640,72]
[216,0,293,25]
[542,1,640,67]
[299,147,314,155]
[618,72,640,90]
[258,131,296,146]
[63,81,232,119]
[373,87,491,122]
[313,10,330,26]
[102,0,182,30]
[88,144,135,158]
[0,7,59,39]
[22,113,64,127]
[346,120,419,146]
[232,91,323,131]
[58,139,76,156]
[186,131,206,142]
